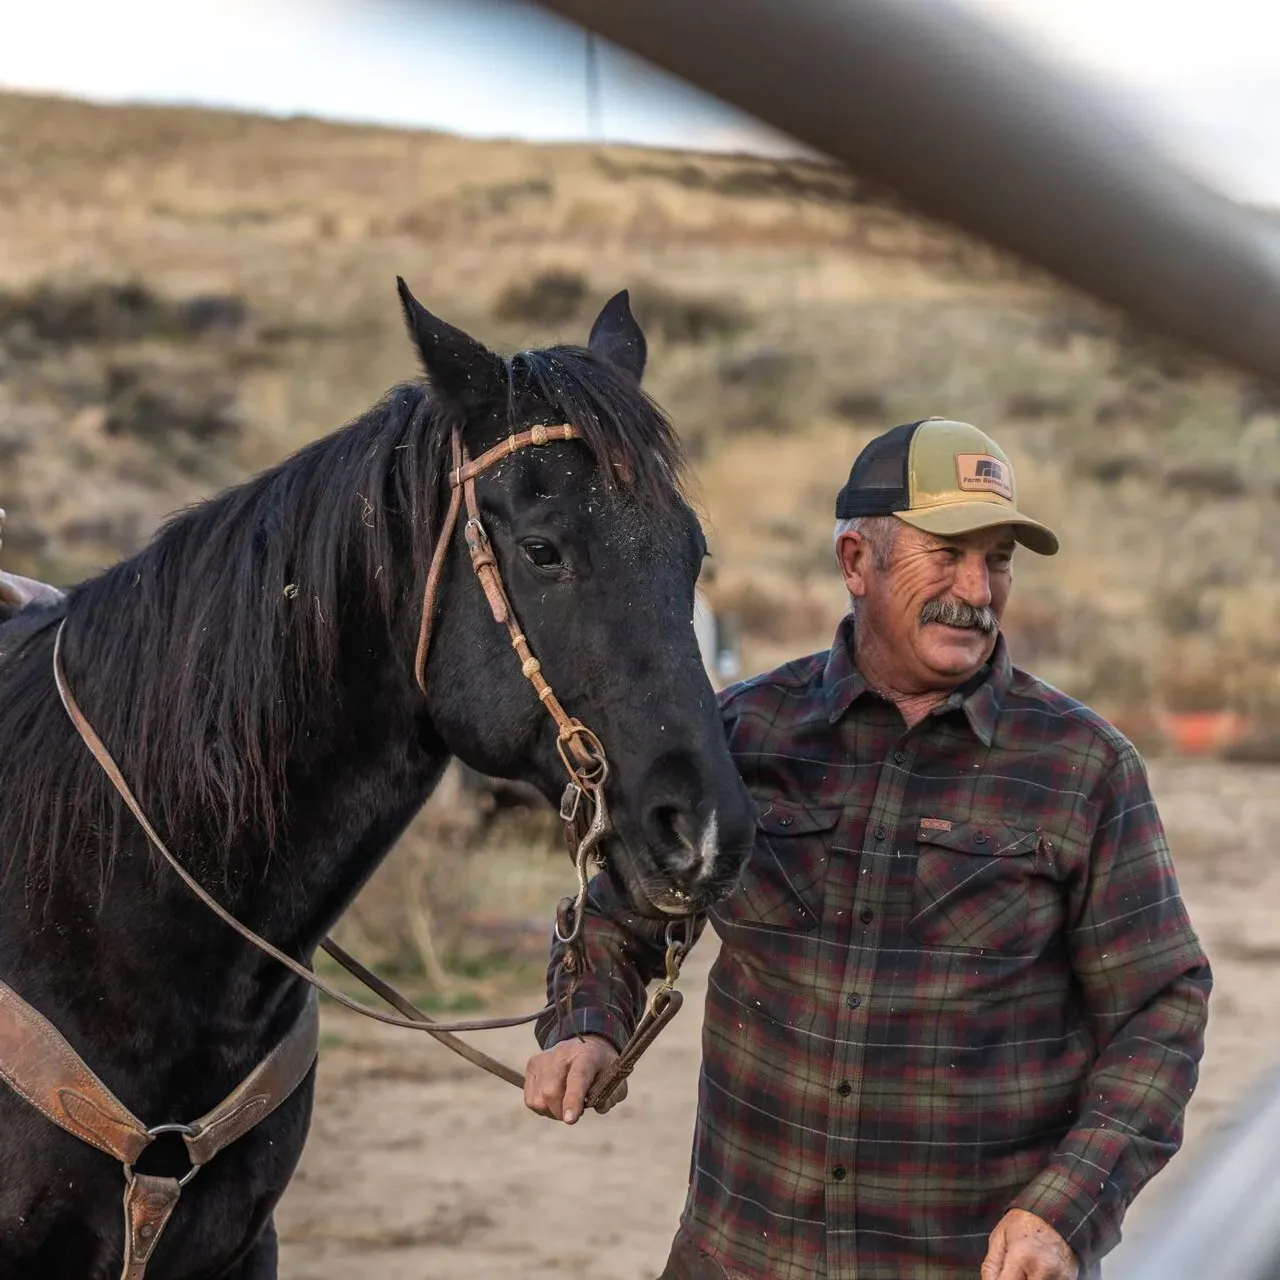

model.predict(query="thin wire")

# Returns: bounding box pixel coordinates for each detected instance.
[585,29,603,141]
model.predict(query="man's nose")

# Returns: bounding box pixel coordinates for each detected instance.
[954,554,992,607]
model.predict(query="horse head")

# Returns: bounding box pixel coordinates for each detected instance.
[397,280,755,916]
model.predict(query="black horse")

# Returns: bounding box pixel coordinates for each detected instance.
[0,281,755,1279]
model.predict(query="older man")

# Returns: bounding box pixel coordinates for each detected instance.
[524,418,1211,1280]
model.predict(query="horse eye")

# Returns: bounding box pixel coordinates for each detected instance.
[522,539,562,568]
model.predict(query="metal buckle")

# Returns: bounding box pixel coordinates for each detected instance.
[559,782,583,824]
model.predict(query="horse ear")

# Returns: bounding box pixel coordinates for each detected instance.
[396,276,502,409]
[587,289,647,383]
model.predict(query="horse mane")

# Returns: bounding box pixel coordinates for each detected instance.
[0,345,686,885]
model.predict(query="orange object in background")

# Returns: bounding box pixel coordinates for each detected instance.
[1156,711,1253,757]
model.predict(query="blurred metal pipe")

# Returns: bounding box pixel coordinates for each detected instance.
[535,0,1280,385]
[1109,1065,1280,1280]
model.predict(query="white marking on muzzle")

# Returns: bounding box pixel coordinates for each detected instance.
[695,810,719,883]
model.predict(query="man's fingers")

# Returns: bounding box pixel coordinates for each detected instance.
[522,1057,544,1114]
[980,1226,1008,1280]
[561,1051,603,1124]
[523,1051,570,1120]
[524,1040,622,1125]
[1014,1250,1072,1280]
[984,1243,1061,1280]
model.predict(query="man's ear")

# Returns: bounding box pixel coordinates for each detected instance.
[836,531,873,603]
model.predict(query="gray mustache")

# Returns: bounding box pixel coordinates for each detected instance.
[919,598,998,633]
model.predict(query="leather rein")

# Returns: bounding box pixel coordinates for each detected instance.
[50,422,691,1094]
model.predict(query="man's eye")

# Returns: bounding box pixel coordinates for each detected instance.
[522,540,562,568]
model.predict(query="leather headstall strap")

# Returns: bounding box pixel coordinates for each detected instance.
[413,423,607,786]
[0,976,320,1280]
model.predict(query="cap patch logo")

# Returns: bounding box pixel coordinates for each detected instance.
[955,453,1013,501]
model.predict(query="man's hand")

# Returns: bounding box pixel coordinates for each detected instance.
[981,1209,1079,1280]
[0,570,65,611]
[523,1035,625,1125]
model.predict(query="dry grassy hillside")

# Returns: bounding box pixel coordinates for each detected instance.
[3,88,1279,977]
[3,90,1276,734]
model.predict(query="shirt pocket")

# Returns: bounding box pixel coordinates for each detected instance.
[908,817,1041,953]
[714,799,842,934]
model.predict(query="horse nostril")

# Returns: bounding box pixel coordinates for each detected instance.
[645,801,689,851]
[634,753,739,892]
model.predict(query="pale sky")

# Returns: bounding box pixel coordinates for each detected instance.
[1,0,1277,204]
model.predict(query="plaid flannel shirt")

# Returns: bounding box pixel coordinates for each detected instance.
[536,618,1211,1280]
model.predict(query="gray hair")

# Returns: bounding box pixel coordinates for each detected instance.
[833,514,899,571]
[833,515,899,619]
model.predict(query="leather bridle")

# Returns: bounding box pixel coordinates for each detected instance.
[51,421,691,1092]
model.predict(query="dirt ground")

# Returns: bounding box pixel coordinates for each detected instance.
[274,759,1280,1278]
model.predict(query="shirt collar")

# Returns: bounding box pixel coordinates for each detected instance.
[822,615,1011,746]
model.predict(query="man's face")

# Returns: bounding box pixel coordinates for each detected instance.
[839,521,1015,688]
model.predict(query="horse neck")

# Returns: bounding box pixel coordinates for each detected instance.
[25,573,450,1027]
[175,599,450,960]
[240,626,452,955]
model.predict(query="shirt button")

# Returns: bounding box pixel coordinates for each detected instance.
[859,907,874,924]
[837,1081,853,1097]
[873,823,886,840]
[846,993,862,1009]
[832,1166,848,1181]
[973,831,988,845]
[779,816,793,827]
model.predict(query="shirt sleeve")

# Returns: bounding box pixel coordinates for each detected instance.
[1009,743,1212,1267]
[534,865,709,1051]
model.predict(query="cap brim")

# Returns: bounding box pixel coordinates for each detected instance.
[896,502,1059,556]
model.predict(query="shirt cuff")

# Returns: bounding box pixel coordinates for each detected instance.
[1009,1159,1118,1270]
[535,1003,629,1054]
